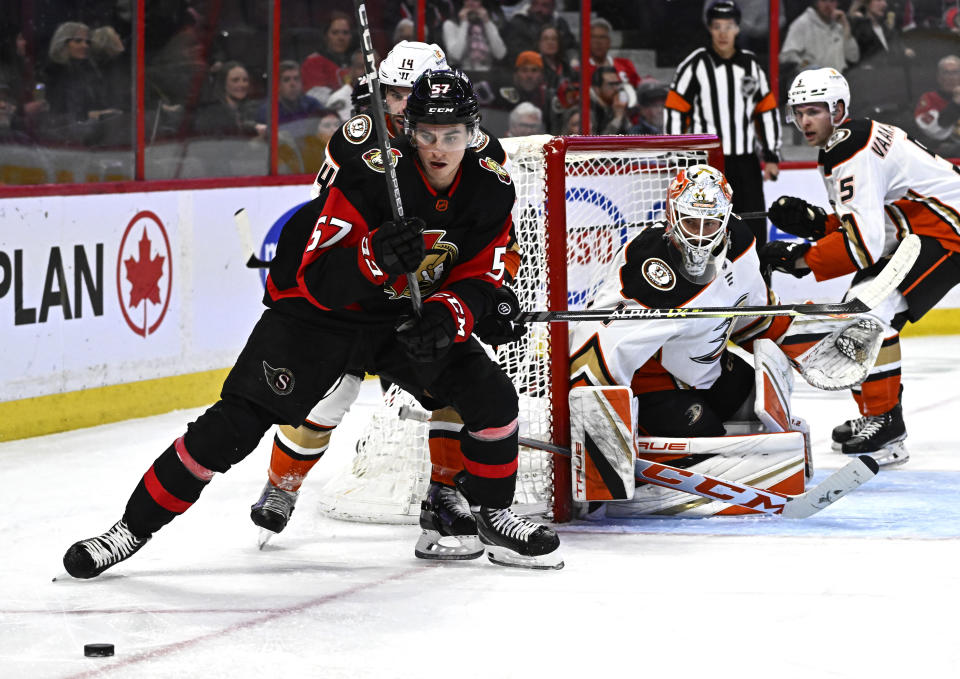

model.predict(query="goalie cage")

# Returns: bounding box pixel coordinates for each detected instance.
[316,134,724,524]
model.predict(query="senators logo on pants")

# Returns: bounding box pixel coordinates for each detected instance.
[263,361,295,396]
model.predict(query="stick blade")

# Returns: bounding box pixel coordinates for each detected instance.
[781,455,879,518]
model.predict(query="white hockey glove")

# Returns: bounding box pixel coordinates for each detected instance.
[793,316,884,391]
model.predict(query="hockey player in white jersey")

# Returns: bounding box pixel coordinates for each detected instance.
[570,165,799,434]
[759,67,960,466]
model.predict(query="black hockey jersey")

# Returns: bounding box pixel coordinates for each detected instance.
[265,126,517,338]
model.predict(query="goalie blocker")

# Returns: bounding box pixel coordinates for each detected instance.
[570,340,814,518]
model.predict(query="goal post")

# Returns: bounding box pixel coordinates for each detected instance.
[315,134,723,525]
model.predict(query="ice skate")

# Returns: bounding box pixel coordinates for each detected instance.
[831,415,868,451]
[250,482,299,548]
[414,482,483,560]
[840,404,909,467]
[62,519,151,579]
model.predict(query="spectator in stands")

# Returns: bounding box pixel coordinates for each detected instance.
[505,101,545,136]
[443,0,507,72]
[590,64,631,135]
[503,0,575,63]
[193,60,265,138]
[322,49,367,122]
[90,26,129,113]
[628,79,667,135]
[848,0,915,66]
[492,50,553,125]
[914,55,960,156]
[0,80,32,144]
[300,108,342,175]
[43,22,122,144]
[256,61,323,126]
[537,23,573,89]
[585,18,639,110]
[393,18,416,44]
[301,12,353,98]
[780,0,860,73]
[560,105,581,134]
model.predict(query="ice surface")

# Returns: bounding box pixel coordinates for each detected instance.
[2,336,959,678]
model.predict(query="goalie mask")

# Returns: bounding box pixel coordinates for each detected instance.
[665,165,733,284]
[785,68,850,128]
[404,69,481,150]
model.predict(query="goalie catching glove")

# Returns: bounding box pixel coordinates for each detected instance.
[371,217,426,275]
[767,196,827,240]
[474,286,526,345]
[790,316,884,391]
[759,240,811,278]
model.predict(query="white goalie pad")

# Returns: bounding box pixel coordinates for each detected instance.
[603,431,807,518]
[790,316,884,391]
[570,387,636,502]
[752,338,795,432]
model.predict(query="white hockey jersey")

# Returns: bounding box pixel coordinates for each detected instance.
[806,117,960,280]
[570,222,776,394]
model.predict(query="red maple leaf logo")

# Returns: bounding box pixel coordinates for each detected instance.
[124,228,165,308]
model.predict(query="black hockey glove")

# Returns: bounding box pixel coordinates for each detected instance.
[767,196,828,240]
[474,286,526,346]
[758,240,812,278]
[396,303,458,363]
[371,217,426,275]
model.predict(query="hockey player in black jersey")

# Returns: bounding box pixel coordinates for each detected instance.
[249,42,521,560]
[62,69,563,577]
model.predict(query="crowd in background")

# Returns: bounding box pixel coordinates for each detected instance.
[2,0,960,184]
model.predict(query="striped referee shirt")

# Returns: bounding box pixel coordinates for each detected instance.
[664,46,781,161]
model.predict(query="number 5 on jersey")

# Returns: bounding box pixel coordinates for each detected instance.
[306,215,352,252]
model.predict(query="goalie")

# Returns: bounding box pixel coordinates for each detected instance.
[568,164,882,516]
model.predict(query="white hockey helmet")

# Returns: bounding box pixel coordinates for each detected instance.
[378,40,447,88]
[785,67,850,126]
[665,164,733,284]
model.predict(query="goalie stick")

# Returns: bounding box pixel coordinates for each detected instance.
[517,234,920,324]
[353,0,422,316]
[395,405,879,518]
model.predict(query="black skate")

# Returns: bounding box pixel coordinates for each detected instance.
[471,505,564,570]
[63,519,151,579]
[840,404,908,467]
[415,482,483,560]
[250,482,299,548]
[831,415,868,451]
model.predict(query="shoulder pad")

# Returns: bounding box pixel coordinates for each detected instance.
[474,127,506,163]
[619,227,704,307]
[341,114,374,145]
[819,118,873,176]
[726,220,756,260]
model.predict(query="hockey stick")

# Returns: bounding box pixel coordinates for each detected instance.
[396,405,879,518]
[736,211,768,221]
[517,234,920,324]
[233,208,272,268]
[353,0,422,317]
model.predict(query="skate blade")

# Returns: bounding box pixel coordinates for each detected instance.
[843,439,908,468]
[485,546,564,571]
[257,528,276,550]
[414,530,484,560]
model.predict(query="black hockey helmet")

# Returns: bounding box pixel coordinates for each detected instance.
[404,69,481,145]
[706,0,741,25]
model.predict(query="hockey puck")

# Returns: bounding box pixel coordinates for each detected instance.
[84,643,114,657]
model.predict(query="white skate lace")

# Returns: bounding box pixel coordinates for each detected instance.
[438,487,472,519]
[855,415,885,440]
[259,487,297,517]
[845,416,868,436]
[486,508,538,542]
[83,521,142,569]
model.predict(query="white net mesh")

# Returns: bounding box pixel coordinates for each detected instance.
[316,135,713,523]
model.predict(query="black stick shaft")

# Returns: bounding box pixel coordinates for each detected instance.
[354,0,422,316]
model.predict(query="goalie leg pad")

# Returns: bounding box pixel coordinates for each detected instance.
[752,338,794,432]
[569,386,636,502]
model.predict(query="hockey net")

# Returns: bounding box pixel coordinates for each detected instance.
[316,134,722,524]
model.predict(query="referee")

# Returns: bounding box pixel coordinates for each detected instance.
[664,0,780,246]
